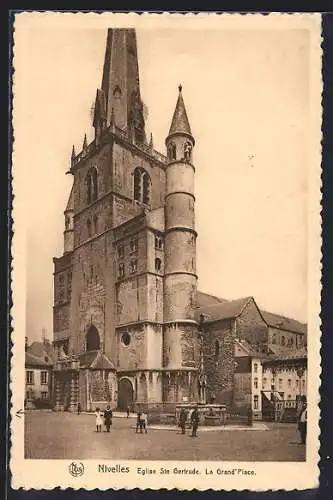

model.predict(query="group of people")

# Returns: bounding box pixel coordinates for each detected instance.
[178,406,200,437]
[94,406,113,432]
[88,400,306,443]
[135,411,148,434]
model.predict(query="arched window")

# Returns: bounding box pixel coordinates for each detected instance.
[86,325,100,351]
[86,167,98,204]
[133,167,151,205]
[281,336,286,346]
[155,235,163,249]
[93,214,98,234]
[214,339,220,359]
[155,258,162,272]
[87,219,92,238]
[184,141,192,162]
[118,263,125,279]
[167,141,176,161]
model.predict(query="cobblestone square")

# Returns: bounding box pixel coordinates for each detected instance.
[25,411,306,462]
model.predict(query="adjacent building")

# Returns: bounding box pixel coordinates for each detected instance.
[25,339,54,408]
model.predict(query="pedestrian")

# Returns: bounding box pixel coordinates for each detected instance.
[136,411,142,433]
[77,402,81,415]
[191,406,200,437]
[104,405,113,432]
[179,408,187,435]
[141,412,148,434]
[95,407,103,432]
[126,406,130,418]
[298,400,307,445]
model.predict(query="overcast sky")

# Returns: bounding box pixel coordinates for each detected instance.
[14,15,313,341]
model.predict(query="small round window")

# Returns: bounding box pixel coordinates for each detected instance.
[121,332,131,346]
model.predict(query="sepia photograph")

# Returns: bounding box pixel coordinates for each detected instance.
[11,12,321,491]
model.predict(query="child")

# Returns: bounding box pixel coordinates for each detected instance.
[141,412,148,434]
[136,411,142,433]
[95,407,103,432]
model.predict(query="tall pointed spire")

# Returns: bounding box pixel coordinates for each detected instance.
[168,84,193,138]
[83,134,88,151]
[99,28,146,142]
[149,133,154,149]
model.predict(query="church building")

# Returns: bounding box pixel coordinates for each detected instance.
[52,28,307,414]
[53,28,202,412]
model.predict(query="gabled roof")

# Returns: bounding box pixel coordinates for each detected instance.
[195,296,252,323]
[79,350,115,370]
[261,310,307,335]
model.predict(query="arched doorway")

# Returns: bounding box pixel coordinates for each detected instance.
[118,378,134,410]
[86,325,100,351]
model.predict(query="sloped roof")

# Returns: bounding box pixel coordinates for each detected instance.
[197,291,228,309]
[93,88,106,127]
[168,85,192,137]
[261,310,307,335]
[27,341,55,364]
[65,185,74,212]
[92,352,116,371]
[25,351,53,367]
[265,344,307,361]
[195,297,252,323]
[79,350,115,370]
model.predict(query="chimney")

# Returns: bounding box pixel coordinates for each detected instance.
[25,337,28,351]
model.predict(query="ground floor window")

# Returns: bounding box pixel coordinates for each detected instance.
[254,395,259,409]
[41,391,48,400]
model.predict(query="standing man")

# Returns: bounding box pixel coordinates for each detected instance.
[77,402,81,415]
[191,406,200,437]
[298,400,307,445]
[179,408,187,435]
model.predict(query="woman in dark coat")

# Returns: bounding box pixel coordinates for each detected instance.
[104,405,113,432]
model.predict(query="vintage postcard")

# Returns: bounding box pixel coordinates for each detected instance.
[11,12,322,491]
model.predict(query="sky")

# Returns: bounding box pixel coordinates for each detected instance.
[14,15,312,341]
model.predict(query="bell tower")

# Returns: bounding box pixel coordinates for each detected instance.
[163,85,200,402]
[93,28,146,144]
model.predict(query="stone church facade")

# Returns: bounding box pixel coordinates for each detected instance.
[52,28,307,413]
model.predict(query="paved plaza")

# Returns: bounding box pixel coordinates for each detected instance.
[24,410,306,462]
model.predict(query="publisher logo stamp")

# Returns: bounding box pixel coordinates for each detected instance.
[68,462,84,477]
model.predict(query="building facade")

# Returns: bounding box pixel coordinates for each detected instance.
[52,28,307,414]
[25,340,54,408]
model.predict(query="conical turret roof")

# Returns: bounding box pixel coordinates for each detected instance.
[168,84,192,137]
